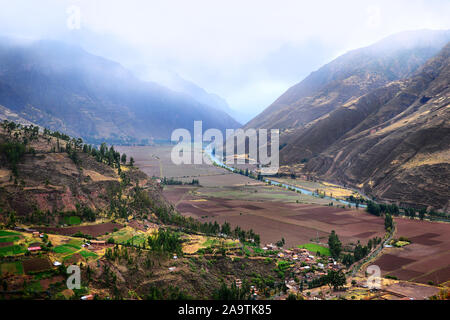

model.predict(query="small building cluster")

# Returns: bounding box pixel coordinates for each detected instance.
[263,243,345,294]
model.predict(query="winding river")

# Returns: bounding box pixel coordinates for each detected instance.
[205,146,367,208]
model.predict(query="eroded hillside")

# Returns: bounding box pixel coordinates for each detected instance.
[0,121,162,225]
[280,43,450,212]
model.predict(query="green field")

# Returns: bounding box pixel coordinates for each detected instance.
[106,229,130,242]
[202,239,219,247]
[0,236,20,243]
[79,250,98,259]
[52,244,80,254]
[24,281,42,293]
[0,245,26,257]
[197,185,330,205]
[125,234,147,246]
[0,230,21,237]
[64,216,82,225]
[67,238,83,247]
[103,228,146,246]
[298,243,331,256]
[0,261,24,275]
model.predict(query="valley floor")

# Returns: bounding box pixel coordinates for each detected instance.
[118,145,450,294]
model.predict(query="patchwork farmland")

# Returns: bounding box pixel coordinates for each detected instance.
[118,145,450,295]
[371,218,450,286]
[164,185,386,248]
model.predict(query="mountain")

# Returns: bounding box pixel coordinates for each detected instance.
[0,39,240,144]
[58,29,241,125]
[133,68,240,123]
[246,30,450,131]
[294,43,450,212]
[246,30,450,211]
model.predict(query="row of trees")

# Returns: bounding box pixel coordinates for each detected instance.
[2,121,40,144]
[147,229,183,254]
[0,121,41,177]
[153,203,260,245]
[328,230,382,267]
[307,270,346,290]
[385,213,394,231]
[213,281,251,300]
[43,125,135,170]
[366,200,446,221]
[345,195,367,206]
[160,177,200,186]
[342,238,382,268]
[0,142,26,177]
[366,201,399,216]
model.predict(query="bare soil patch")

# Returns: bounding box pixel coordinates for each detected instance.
[408,233,441,246]
[40,275,64,290]
[170,186,385,248]
[38,222,122,237]
[375,254,416,271]
[0,242,13,247]
[23,257,52,273]
[372,217,450,285]
[413,266,450,285]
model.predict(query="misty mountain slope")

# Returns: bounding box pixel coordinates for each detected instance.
[298,43,450,211]
[137,70,236,117]
[246,30,450,131]
[0,39,240,144]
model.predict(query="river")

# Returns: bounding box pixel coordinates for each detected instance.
[204,146,366,208]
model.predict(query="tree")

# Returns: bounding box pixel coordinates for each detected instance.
[0,142,26,176]
[366,201,381,216]
[328,230,342,260]
[276,238,285,248]
[7,210,16,228]
[368,239,373,250]
[342,254,354,267]
[121,153,127,164]
[384,214,393,231]
[221,222,231,235]
[287,293,297,300]
[353,242,368,261]
[326,270,346,291]
[129,157,135,167]
[419,208,426,221]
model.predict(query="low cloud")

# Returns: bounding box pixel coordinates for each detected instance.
[0,0,449,120]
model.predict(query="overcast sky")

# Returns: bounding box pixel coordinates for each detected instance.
[1,0,449,121]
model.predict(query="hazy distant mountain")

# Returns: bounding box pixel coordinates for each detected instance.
[133,68,240,123]
[0,39,240,144]
[60,30,241,124]
[246,30,450,131]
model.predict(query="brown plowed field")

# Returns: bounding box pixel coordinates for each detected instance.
[166,186,385,248]
[371,218,450,285]
[23,257,52,273]
[37,222,122,237]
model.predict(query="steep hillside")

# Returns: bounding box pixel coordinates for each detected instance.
[284,43,450,212]
[0,39,240,144]
[0,120,163,225]
[0,121,282,301]
[246,30,450,131]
